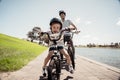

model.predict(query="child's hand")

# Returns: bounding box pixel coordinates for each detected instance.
[64,27,71,31]
[40,32,44,36]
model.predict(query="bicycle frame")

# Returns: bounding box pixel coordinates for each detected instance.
[64,30,80,69]
[41,29,68,80]
[49,46,60,66]
[47,45,62,80]
[41,29,80,79]
[64,30,80,51]
[64,30,80,44]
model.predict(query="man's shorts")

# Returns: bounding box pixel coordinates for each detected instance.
[49,46,64,51]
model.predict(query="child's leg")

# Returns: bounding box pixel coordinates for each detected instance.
[42,50,54,68]
[60,48,74,73]
[60,49,71,65]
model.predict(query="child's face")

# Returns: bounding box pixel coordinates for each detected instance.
[51,23,61,33]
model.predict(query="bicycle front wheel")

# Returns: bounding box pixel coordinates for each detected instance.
[48,59,61,80]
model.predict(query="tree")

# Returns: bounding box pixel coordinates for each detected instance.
[115,43,119,48]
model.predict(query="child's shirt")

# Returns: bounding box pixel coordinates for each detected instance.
[47,31,64,47]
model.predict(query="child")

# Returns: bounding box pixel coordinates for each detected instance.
[42,18,74,75]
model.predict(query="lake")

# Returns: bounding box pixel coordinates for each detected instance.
[75,47,120,69]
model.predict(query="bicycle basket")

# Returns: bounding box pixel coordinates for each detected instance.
[64,33,72,41]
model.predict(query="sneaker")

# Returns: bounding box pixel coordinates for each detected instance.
[69,65,74,74]
[42,67,47,77]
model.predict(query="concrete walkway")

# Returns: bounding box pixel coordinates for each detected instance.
[0,50,120,80]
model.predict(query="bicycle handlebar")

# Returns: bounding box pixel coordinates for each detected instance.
[40,28,80,44]
[40,28,67,42]
[69,30,80,34]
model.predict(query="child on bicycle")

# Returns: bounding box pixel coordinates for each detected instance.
[42,18,74,75]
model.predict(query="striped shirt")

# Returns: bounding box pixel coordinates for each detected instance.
[47,31,64,47]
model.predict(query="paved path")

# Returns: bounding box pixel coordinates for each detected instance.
[0,50,120,80]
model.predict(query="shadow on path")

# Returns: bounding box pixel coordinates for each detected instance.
[39,76,47,80]
[118,77,120,80]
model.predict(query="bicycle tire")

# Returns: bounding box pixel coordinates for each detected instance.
[60,53,63,60]
[70,40,75,59]
[55,59,61,80]
[68,46,75,69]
[72,45,75,59]
[48,59,61,80]
[47,66,53,80]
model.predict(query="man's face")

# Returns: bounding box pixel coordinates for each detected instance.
[51,23,61,33]
[60,13,66,19]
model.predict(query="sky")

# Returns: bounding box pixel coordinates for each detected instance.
[0,0,120,45]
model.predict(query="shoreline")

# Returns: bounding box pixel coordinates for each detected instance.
[75,46,120,49]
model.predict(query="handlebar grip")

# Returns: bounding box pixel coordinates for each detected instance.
[40,32,44,36]
[64,27,71,31]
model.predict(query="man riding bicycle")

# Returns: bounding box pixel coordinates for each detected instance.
[59,10,78,59]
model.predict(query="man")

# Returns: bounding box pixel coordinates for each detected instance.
[59,10,77,30]
[59,10,77,68]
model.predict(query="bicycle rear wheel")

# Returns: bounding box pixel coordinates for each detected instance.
[68,46,75,69]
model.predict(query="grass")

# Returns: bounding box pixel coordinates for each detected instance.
[0,33,47,72]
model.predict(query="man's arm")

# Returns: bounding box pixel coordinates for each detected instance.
[71,23,77,30]
[68,20,77,30]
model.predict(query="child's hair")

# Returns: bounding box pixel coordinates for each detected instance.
[49,18,62,30]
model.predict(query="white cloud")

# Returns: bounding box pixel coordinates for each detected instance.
[81,35,100,43]
[73,34,102,45]
[74,17,81,24]
[82,35,91,38]
[116,20,120,26]
[74,18,94,27]
[85,21,92,25]
[92,37,99,41]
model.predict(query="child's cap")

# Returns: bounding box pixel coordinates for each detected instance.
[50,18,62,30]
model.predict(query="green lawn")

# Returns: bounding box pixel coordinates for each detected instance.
[0,33,47,72]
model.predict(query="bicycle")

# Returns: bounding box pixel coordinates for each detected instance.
[62,29,80,69]
[41,29,68,80]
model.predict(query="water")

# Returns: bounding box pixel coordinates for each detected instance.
[75,47,120,69]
